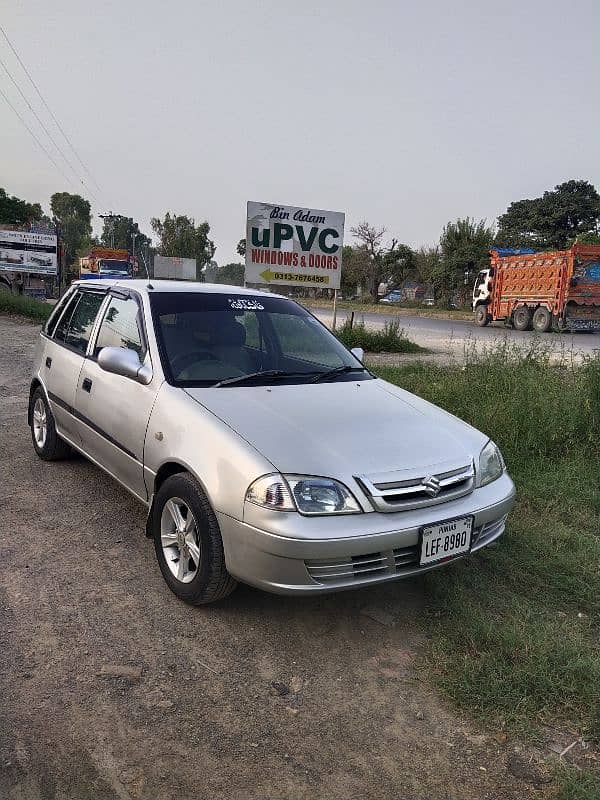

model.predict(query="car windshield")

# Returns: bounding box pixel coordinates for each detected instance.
[99,259,130,275]
[149,292,369,386]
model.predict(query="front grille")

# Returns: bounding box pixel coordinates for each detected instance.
[305,515,508,586]
[306,544,419,585]
[357,461,475,513]
[472,515,507,549]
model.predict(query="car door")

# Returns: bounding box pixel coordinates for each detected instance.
[75,290,158,501]
[42,288,106,446]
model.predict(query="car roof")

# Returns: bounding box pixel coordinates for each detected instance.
[72,278,284,299]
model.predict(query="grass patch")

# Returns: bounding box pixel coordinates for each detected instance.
[374,343,600,741]
[555,768,600,800]
[306,297,473,320]
[0,290,51,322]
[335,318,426,353]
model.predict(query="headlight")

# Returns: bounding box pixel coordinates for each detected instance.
[245,474,361,515]
[477,441,505,487]
[286,475,361,515]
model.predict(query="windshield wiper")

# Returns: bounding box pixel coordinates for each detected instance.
[214,370,312,387]
[310,365,366,383]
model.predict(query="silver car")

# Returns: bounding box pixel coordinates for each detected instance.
[30,280,516,604]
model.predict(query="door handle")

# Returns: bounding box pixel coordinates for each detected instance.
[45,356,52,368]
[82,377,93,393]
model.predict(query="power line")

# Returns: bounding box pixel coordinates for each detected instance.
[0,83,80,191]
[0,55,104,207]
[0,24,110,204]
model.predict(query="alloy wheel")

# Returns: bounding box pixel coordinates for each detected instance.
[33,397,47,449]
[160,497,201,583]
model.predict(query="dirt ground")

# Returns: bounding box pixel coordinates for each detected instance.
[0,315,556,800]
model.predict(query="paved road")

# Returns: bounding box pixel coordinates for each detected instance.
[311,307,600,360]
[0,315,544,800]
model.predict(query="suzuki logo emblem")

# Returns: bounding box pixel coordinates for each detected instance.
[422,475,441,497]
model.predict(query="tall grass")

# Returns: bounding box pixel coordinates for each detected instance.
[374,343,600,745]
[336,318,425,353]
[0,290,51,322]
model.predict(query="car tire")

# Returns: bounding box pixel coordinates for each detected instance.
[512,305,532,331]
[152,473,237,605]
[30,386,71,460]
[532,306,551,333]
[475,305,490,326]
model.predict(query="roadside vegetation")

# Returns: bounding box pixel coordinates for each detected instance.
[307,296,473,320]
[0,290,51,323]
[374,342,600,794]
[335,318,426,354]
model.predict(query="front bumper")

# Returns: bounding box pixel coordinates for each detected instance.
[217,473,516,595]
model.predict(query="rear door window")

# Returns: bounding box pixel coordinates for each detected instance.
[44,288,77,337]
[53,292,83,343]
[62,291,106,353]
[94,295,145,358]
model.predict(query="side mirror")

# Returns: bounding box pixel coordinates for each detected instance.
[97,346,152,385]
[351,346,364,362]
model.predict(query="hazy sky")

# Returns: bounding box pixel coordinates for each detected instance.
[2,0,599,263]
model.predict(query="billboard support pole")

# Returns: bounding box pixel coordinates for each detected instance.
[332,289,338,331]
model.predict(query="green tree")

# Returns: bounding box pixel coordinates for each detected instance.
[50,192,92,267]
[215,262,244,286]
[151,213,215,281]
[100,215,151,256]
[0,187,43,225]
[350,222,416,302]
[340,245,370,297]
[497,180,600,250]
[414,246,444,295]
[574,231,600,245]
[439,217,495,299]
[236,238,246,257]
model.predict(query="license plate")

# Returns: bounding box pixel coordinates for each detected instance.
[420,516,473,566]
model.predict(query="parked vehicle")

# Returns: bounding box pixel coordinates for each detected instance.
[79,247,133,280]
[380,289,403,304]
[30,280,516,604]
[473,245,600,331]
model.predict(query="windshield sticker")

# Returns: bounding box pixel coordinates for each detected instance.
[228,298,265,311]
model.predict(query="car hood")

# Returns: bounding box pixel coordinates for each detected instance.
[185,378,487,480]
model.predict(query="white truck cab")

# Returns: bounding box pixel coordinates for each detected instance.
[472,268,494,311]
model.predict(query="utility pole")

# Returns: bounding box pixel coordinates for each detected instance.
[99,212,122,248]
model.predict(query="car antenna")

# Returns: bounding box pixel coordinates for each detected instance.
[147,282,154,289]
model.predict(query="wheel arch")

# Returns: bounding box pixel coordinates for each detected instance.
[28,378,47,426]
[145,460,211,537]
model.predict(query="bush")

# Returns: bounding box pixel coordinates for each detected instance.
[335,318,425,353]
[376,339,600,463]
[0,290,51,322]
[374,344,600,739]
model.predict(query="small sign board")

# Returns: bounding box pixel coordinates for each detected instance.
[153,255,197,281]
[245,201,344,289]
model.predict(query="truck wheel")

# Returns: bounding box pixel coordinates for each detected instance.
[513,306,532,331]
[152,473,237,605]
[532,306,551,333]
[475,305,490,326]
[0,280,12,293]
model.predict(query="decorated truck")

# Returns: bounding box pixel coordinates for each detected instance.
[472,244,600,332]
[79,247,134,280]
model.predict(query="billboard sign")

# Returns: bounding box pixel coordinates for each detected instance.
[245,201,344,289]
[0,229,58,275]
[153,255,197,281]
